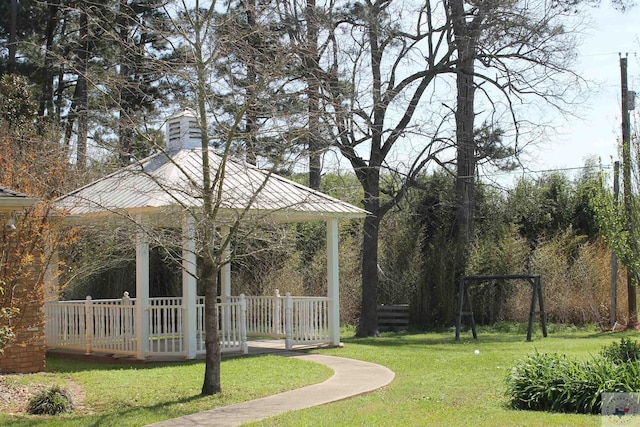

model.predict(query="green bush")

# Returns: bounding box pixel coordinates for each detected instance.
[505,351,640,414]
[600,338,640,364]
[26,385,74,415]
[506,352,575,412]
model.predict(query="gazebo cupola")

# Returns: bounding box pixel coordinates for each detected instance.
[166,110,201,152]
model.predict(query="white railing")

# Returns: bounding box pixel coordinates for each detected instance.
[91,298,136,354]
[45,291,331,357]
[147,297,183,356]
[45,295,137,355]
[286,294,330,348]
[197,295,248,354]
[226,291,330,349]
[46,294,248,357]
[45,300,90,352]
[225,291,285,337]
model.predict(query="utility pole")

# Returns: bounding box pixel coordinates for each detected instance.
[620,55,637,329]
[611,160,619,329]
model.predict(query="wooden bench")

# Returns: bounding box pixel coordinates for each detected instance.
[377,304,410,331]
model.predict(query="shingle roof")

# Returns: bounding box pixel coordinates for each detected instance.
[0,185,39,211]
[0,185,27,198]
[55,148,368,222]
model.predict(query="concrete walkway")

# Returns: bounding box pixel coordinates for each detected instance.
[147,353,395,427]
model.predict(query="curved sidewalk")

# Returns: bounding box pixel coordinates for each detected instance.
[147,353,395,427]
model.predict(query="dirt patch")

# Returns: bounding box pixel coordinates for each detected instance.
[0,375,90,415]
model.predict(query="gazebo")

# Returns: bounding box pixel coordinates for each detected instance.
[45,110,367,360]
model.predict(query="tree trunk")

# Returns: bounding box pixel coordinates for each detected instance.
[197,35,223,391]
[245,98,258,165]
[453,53,476,251]
[628,272,637,329]
[117,0,133,165]
[39,0,60,117]
[450,0,481,279]
[54,10,69,123]
[200,121,222,395]
[306,0,321,190]
[8,0,17,67]
[355,5,386,337]
[451,0,477,248]
[118,110,134,165]
[356,174,380,337]
[75,11,89,169]
[621,56,638,329]
[244,0,258,166]
[201,256,221,395]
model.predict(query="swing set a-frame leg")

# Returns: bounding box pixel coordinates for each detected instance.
[527,276,547,342]
[455,279,477,341]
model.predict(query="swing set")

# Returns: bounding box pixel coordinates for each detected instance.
[455,274,548,342]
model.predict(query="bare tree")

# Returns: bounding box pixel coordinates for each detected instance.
[135,0,302,395]
[448,0,585,266]
[289,0,586,335]
[316,0,457,336]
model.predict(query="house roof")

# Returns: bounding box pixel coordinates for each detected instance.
[55,148,368,223]
[0,185,39,212]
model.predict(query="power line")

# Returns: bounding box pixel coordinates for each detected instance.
[582,51,637,58]
[473,163,613,180]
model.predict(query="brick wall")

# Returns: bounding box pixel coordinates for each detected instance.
[1,232,46,374]
[0,297,45,373]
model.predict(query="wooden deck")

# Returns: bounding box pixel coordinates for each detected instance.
[46,339,341,364]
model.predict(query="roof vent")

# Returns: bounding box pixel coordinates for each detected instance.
[166,110,202,152]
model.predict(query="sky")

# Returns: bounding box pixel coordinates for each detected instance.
[318,2,640,188]
[525,2,640,180]
[157,1,638,188]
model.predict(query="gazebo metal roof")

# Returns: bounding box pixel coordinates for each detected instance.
[55,147,367,222]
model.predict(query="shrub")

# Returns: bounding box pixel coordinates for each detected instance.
[506,352,576,412]
[26,385,74,415]
[601,338,640,364]
[505,351,640,414]
[527,232,619,326]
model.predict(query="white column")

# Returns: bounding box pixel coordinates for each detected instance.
[85,296,93,354]
[182,214,198,359]
[219,226,233,339]
[274,289,282,335]
[135,227,150,360]
[220,225,232,300]
[326,218,340,346]
[239,294,248,354]
[285,292,293,350]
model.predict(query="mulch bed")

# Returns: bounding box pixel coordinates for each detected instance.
[0,375,89,415]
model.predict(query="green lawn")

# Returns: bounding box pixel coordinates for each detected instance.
[251,325,632,427]
[0,354,332,426]
[2,325,635,426]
